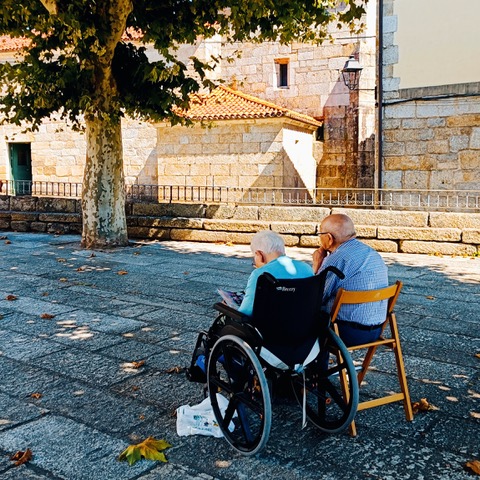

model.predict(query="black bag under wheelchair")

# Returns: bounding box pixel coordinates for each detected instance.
[186,266,359,455]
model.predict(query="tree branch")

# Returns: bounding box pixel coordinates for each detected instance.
[39,0,58,15]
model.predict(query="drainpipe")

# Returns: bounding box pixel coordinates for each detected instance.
[377,0,384,190]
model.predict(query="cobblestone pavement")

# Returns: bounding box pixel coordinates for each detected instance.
[0,232,479,480]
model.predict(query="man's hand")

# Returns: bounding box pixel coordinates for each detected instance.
[312,247,328,274]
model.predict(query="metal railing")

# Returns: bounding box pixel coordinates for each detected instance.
[1,180,479,212]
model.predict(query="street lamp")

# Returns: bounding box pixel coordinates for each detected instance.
[342,55,363,90]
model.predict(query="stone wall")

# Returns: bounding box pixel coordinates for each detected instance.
[156,119,318,191]
[382,86,480,191]
[1,196,479,255]
[381,0,480,191]
[0,117,158,186]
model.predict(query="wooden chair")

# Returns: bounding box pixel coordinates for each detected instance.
[330,280,413,436]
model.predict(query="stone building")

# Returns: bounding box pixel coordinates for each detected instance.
[380,0,480,191]
[0,3,378,195]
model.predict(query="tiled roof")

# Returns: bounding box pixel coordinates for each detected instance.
[0,35,30,52]
[184,85,322,127]
[0,29,143,53]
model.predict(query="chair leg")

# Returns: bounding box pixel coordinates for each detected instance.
[390,315,414,421]
[357,345,378,386]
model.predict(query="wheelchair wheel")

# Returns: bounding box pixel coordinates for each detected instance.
[207,334,272,455]
[291,328,359,433]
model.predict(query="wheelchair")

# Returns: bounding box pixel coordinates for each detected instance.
[187,266,359,455]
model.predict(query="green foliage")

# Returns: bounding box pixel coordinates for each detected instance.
[0,0,367,130]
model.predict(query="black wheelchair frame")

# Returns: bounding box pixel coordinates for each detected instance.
[187,266,359,455]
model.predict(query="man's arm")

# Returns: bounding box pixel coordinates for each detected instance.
[312,247,328,274]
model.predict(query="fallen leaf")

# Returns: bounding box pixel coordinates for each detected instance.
[465,460,480,475]
[475,353,480,359]
[56,258,67,263]
[133,251,140,256]
[5,240,11,244]
[6,295,17,301]
[59,278,68,282]
[76,266,87,272]
[30,392,42,399]
[165,366,184,374]
[118,437,171,466]
[470,412,480,419]
[131,360,145,369]
[117,270,128,275]
[131,386,140,391]
[426,295,435,300]
[10,449,32,466]
[41,313,55,319]
[215,460,232,468]
[41,292,49,297]
[139,414,145,420]
[412,398,438,414]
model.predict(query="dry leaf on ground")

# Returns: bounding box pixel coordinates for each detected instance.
[30,392,42,399]
[465,460,480,475]
[41,313,55,319]
[118,437,171,466]
[412,398,438,414]
[165,366,184,374]
[131,360,145,369]
[10,449,32,466]
[5,240,11,244]
[6,295,17,301]
[56,258,66,263]
[426,295,435,300]
[475,353,480,359]
[117,270,128,275]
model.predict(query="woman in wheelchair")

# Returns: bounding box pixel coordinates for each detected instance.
[236,230,314,317]
[187,231,359,455]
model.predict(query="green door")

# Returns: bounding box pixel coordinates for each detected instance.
[9,143,32,195]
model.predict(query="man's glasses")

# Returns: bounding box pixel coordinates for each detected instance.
[319,232,335,240]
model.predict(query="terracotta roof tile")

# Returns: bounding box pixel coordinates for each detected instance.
[0,29,143,53]
[184,85,322,127]
[0,35,30,52]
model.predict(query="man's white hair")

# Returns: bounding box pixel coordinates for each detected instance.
[250,230,285,255]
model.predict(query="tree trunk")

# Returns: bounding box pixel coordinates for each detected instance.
[81,116,128,249]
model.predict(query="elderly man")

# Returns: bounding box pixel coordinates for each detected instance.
[313,214,389,346]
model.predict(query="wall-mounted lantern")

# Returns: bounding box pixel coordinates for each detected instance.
[342,55,363,90]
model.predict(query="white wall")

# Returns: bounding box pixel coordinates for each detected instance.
[394,0,480,88]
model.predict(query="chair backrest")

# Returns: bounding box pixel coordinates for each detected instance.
[330,281,403,325]
[251,267,343,365]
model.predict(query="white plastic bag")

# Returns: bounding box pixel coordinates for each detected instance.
[176,394,233,438]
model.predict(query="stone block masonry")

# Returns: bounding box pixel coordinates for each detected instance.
[0,196,479,255]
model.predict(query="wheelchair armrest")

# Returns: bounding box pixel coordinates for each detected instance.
[214,302,251,322]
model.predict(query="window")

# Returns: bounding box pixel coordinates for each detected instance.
[275,59,289,88]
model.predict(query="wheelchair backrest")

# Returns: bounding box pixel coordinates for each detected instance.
[251,267,343,349]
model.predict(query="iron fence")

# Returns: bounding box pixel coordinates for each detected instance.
[0,179,479,212]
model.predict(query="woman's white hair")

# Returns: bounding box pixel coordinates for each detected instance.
[250,230,285,255]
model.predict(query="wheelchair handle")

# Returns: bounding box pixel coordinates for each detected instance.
[320,266,345,280]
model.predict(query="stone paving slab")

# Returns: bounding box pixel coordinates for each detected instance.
[0,232,479,479]
[0,416,152,479]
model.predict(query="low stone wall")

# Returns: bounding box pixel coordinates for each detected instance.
[1,195,479,255]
